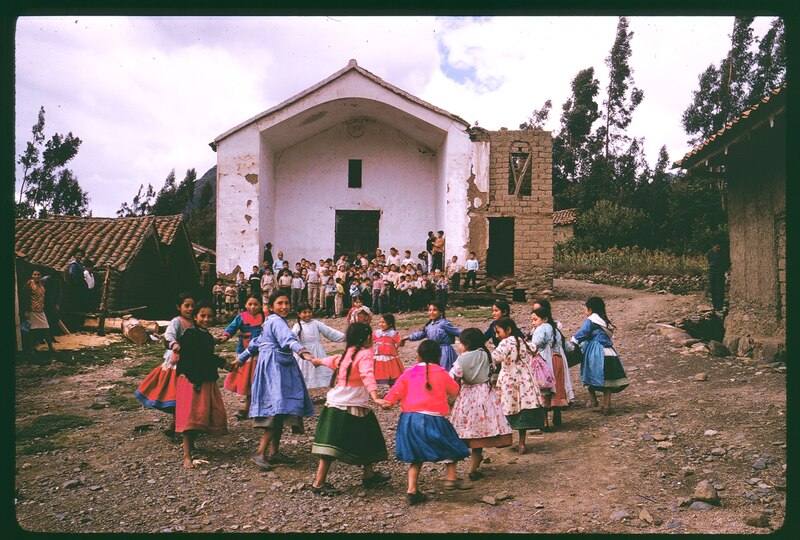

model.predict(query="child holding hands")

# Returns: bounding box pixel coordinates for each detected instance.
[381,340,472,505]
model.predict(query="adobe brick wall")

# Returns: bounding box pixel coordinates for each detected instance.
[466,128,554,296]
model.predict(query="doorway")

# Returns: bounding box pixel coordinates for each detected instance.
[334,210,380,260]
[487,217,514,276]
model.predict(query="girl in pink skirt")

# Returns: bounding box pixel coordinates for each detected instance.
[174,302,237,468]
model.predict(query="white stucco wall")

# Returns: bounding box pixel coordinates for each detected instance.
[215,129,261,274]
[269,120,441,265]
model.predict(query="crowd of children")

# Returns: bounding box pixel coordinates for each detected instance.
[210,248,484,321]
[135,284,628,505]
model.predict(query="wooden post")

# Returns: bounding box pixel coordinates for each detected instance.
[14,261,22,352]
[97,267,111,337]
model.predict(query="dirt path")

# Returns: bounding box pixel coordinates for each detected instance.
[14,279,786,533]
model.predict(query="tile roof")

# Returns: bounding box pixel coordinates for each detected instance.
[553,208,577,225]
[674,83,787,169]
[15,214,185,272]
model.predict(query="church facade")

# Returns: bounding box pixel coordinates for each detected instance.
[211,60,553,294]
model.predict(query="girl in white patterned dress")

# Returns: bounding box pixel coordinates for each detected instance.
[448,327,513,480]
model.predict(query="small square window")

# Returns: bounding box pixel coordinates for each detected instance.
[348,159,362,188]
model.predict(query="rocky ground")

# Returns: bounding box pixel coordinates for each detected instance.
[14,279,786,533]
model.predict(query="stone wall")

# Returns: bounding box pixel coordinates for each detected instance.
[465,128,554,297]
[554,224,574,243]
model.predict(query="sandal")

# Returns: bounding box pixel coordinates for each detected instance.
[251,453,274,471]
[234,410,248,420]
[443,478,473,490]
[362,471,391,488]
[468,470,485,481]
[311,483,341,496]
[406,491,428,505]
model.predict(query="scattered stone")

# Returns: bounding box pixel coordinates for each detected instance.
[694,373,708,381]
[656,442,673,450]
[693,480,720,505]
[689,501,714,511]
[494,492,513,501]
[710,447,726,456]
[533,502,545,509]
[610,510,631,522]
[653,433,668,442]
[666,520,685,529]
[681,467,695,477]
[606,484,618,491]
[61,480,82,490]
[481,496,497,506]
[88,485,102,492]
[639,508,654,524]
[642,434,654,441]
[708,341,729,357]
[745,514,770,528]
[752,460,767,470]
[704,430,718,436]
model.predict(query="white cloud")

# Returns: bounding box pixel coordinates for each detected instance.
[15,15,780,216]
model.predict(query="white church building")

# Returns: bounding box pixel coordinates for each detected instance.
[211,60,554,293]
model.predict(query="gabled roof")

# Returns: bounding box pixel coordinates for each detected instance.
[211,59,470,148]
[674,83,787,170]
[553,208,577,225]
[14,214,188,272]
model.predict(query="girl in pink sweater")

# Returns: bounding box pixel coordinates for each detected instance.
[303,322,391,495]
[381,340,471,505]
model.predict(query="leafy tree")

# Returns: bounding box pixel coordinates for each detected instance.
[152,168,198,216]
[519,99,552,130]
[573,199,646,250]
[602,17,644,158]
[16,106,88,218]
[117,183,156,217]
[747,17,786,106]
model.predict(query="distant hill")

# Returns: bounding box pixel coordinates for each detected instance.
[187,165,216,213]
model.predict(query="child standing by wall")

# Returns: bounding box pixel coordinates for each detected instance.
[371,272,385,315]
[372,313,405,386]
[224,282,237,313]
[291,271,305,310]
[236,271,249,310]
[464,252,479,290]
[291,303,345,392]
[403,302,462,372]
[174,302,237,468]
[135,292,195,437]
[278,269,293,299]
[571,297,628,415]
[381,340,472,505]
[324,277,336,317]
[260,268,276,307]
[435,270,449,306]
[302,323,391,495]
[218,294,265,420]
[334,278,345,317]
[212,280,225,317]
[449,328,513,480]
[491,317,546,454]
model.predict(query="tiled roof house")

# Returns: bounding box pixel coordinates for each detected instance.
[15,215,200,317]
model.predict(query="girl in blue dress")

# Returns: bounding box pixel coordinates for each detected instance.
[237,290,316,470]
[570,296,628,415]
[402,302,461,371]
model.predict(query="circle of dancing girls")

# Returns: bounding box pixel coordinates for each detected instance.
[381,339,472,505]
[448,327,513,480]
[239,290,316,471]
[300,322,391,495]
[402,302,462,372]
[491,317,546,454]
[529,299,575,428]
[174,302,238,468]
[372,313,406,386]
[135,292,196,437]
[570,296,628,415]
[218,294,264,420]
[291,303,345,397]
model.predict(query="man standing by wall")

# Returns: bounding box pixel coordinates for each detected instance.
[707,240,730,313]
[432,230,445,272]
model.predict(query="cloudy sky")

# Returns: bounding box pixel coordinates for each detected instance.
[15,16,777,217]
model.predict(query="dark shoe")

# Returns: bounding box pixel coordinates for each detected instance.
[251,453,274,471]
[406,491,428,505]
[362,471,390,488]
[468,470,485,481]
[162,428,176,439]
[443,478,473,490]
[311,483,341,496]
[234,410,248,420]
[267,452,296,465]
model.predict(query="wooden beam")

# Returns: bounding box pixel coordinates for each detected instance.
[97,266,111,337]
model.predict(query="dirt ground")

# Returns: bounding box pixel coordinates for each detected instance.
[14,278,786,533]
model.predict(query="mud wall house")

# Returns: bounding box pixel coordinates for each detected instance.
[211,59,554,296]
[675,84,786,347]
[553,208,577,244]
[14,215,200,320]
